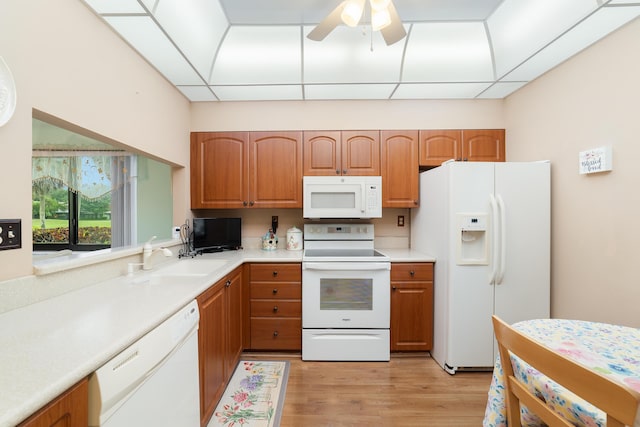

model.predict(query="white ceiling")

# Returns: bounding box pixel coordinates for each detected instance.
[82,0,640,102]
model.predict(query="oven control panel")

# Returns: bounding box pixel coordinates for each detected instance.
[304,224,373,241]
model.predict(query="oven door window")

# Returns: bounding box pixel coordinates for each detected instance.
[320,278,372,310]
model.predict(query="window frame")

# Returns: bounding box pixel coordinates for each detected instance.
[33,190,111,252]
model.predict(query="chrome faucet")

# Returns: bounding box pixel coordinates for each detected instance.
[142,236,173,270]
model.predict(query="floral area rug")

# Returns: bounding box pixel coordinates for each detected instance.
[210,360,290,427]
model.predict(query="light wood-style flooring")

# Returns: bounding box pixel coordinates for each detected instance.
[243,353,493,426]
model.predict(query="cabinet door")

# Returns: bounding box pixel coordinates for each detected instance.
[190,132,248,209]
[18,379,88,427]
[462,129,505,162]
[418,130,462,166]
[225,267,243,378]
[341,130,380,175]
[249,131,303,208]
[197,280,227,426]
[390,263,434,352]
[381,130,419,208]
[303,131,341,176]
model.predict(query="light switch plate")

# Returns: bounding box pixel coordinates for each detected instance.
[0,219,21,250]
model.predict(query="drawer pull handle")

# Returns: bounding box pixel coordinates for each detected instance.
[272,271,278,277]
[273,331,279,337]
[272,288,278,294]
[273,306,279,312]
[409,270,415,277]
[225,280,231,287]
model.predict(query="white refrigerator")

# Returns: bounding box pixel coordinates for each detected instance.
[411,161,550,374]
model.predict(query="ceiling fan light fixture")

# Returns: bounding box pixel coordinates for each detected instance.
[371,8,391,31]
[369,0,391,11]
[341,0,365,27]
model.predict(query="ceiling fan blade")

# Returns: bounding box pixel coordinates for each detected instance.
[307,1,346,41]
[380,1,406,45]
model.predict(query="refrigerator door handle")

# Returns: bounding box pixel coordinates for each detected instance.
[496,194,507,284]
[489,194,500,284]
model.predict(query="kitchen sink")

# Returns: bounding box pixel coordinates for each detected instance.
[127,258,229,285]
[154,259,228,276]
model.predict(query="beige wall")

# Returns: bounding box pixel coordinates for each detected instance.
[505,18,640,327]
[190,99,505,131]
[0,0,191,281]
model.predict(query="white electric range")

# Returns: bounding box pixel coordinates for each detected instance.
[302,224,391,361]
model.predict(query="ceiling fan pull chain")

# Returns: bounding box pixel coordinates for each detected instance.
[370,25,374,52]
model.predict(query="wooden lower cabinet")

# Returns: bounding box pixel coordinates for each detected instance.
[390,262,434,352]
[248,263,302,351]
[197,266,243,427]
[18,378,88,427]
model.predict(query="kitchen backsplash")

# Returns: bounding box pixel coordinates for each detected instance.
[192,208,411,250]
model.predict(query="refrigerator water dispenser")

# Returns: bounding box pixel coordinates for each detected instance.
[456,214,489,265]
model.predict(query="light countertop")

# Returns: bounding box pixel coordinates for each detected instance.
[0,248,432,427]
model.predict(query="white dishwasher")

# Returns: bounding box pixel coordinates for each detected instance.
[88,300,201,427]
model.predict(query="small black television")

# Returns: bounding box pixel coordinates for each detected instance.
[192,218,242,253]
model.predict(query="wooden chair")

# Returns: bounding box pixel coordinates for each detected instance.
[492,315,640,427]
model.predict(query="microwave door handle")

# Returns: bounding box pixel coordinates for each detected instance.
[361,183,366,213]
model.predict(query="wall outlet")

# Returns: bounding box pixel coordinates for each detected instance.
[0,219,21,250]
[397,215,405,227]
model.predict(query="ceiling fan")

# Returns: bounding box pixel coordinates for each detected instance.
[307,0,407,46]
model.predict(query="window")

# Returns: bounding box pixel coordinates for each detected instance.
[31,115,174,253]
[32,154,136,251]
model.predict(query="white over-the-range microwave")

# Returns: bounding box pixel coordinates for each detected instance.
[303,176,382,219]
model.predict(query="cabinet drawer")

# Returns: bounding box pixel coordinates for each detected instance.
[250,318,301,350]
[251,282,301,299]
[250,263,301,282]
[390,263,433,281]
[251,300,301,317]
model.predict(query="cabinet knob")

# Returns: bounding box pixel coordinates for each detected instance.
[342,169,347,175]
[392,286,397,291]
[273,305,279,312]
[414,200,419,205]
[272,288,278,294]
[335,169,340,175]
[273,331,279,337]
[272,271,278,277]
[410,270,415,277]
[243,201,248,206]
[249,200,255,206]
[225,279,231,287]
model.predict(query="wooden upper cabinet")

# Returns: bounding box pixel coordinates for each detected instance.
[303,131,340,176]
[462,129,505,162]
[341,131,380,176]
[419,129,505,166]
[303,131,379,176]
[381,130,419,208]
[191,132,248,209]
[419,130,462,167]
[249,131,303,208]
[191,131,302,209]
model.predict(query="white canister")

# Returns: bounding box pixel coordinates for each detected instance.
[286,226,303,251]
